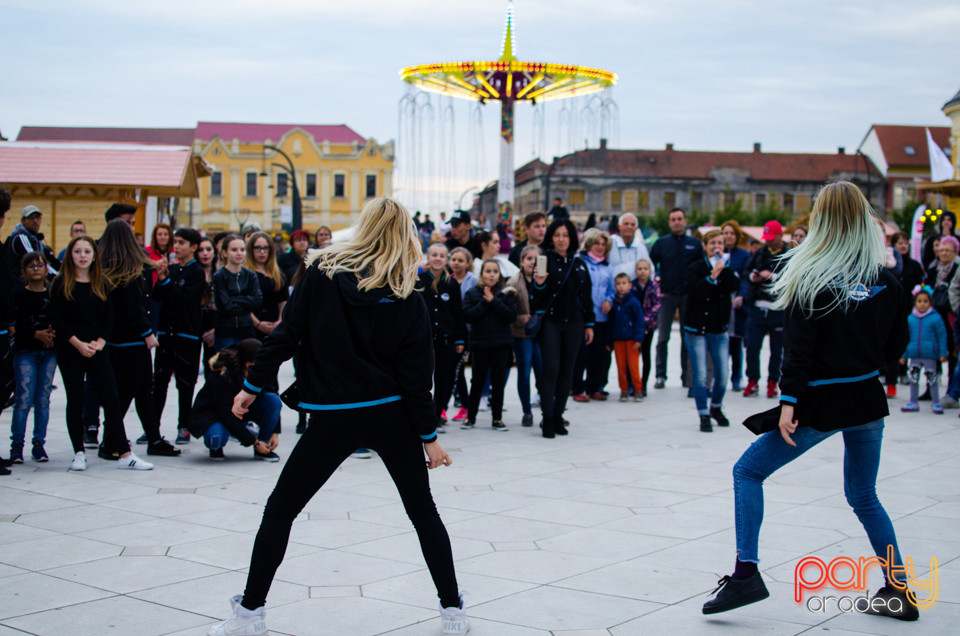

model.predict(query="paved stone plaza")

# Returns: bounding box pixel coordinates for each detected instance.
[1,334,957,635]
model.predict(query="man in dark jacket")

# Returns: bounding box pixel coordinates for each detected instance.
[153,227,206,443]
[649,207,703,389]
[549,198,569,222]
[742,220,790,398]
[508,212,547,267]
[444,211,482,259]
[7,205,60,277]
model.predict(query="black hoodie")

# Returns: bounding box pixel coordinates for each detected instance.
[244,264,438,441]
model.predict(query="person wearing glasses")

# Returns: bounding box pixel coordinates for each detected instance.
[245,232,288,341]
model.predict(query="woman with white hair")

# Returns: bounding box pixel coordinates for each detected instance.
[703,181,917,621]
[209,197,468,635]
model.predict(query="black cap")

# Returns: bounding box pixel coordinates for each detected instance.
[450,210,471,226]
[104,203,137,222]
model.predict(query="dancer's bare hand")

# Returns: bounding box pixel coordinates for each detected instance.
[424,441,452,469]
[233,390,256,418]
[779,404,799,447]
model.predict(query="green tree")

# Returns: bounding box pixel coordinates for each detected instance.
[751,193,791,226]
[889,198,919,233]
[713,197,750,227]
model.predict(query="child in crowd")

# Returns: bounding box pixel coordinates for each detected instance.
[212,234,262,351]
[9,253,56,463]
[901,286,947,414]
[606,273,645,402]
[506,244,544,426]
[188,338,281,461]
[462,259,517,431]
[448,246,477,420]
[51,236,152,471]
[154,227,207,444]
[684,229,739,432]
[631,259,661,398]
[417,244,466,430]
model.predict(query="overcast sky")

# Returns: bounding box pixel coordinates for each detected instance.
[3,0,958,210]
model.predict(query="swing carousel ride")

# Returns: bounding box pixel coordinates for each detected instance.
[400,1,617,220]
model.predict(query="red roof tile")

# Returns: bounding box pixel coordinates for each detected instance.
[195,122,366,145]
[552,147,882,182]
[869,125,951,168]
[0,142,191,187]
[17,126,196,146]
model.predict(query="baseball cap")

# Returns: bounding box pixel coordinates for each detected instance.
[21,205,41,219]
[449,210,471,226]
[762,220,783,241]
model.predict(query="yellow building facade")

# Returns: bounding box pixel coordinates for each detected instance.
[184,123,394,234]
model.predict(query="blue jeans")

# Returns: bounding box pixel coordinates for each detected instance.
[214,335,242,353]
[733,419,903,575]
[745,306,784,382]
[513,337,543,416]
[10,349,58,446]
[684,332,729,415]
[204,392,282,450]
[946,361,960,400]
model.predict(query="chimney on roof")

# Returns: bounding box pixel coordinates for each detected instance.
[838,147,846,155]
[599,138,607,150]
[665,143,673,151]
[753,142,761,153]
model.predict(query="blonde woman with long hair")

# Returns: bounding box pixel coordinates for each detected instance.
[212,198,467,636]
[703,182,917,621]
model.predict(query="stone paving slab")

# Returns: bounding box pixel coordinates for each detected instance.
[0,333,956,634]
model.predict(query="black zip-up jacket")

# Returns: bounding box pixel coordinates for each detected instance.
[187,369,258,445]
[462,286,517,349]
[0,241,17,331]
[531,251,595,326]
[417,270,466,346]
[779,268,908,432]
[153,259,206,338]
[650,233,704,295]
[14,288,52,351]
[253,271,289,323]
[243,266,438,441]
[212,267,262,337]
[683,258,741,335]
[744,244,789,306]
[108,274,153,345]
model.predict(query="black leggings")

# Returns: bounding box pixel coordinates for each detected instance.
[153,335,201,430]
[432,338,457,420]
[58,345,130,455]
[242,402,459,610]
[110,345,162,443]
[467,346,511,422]
[538,320,584,420]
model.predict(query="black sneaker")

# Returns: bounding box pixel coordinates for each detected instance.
[147,439,182,456]
[654,378,665,389]
[554,415,568,436]
[700,415,713,432]
[209,448,225,461]
[861,583,919,621]
[254,449,280,462]
[135,434,148,445]
[83,427,99,449]
[97,445,120,461]
[492,420,508,431]
[702,572,769,614]
[175,429,191,444]
[460,420,475,430]
[31,442,48,462]
[710,407,730,427]
[10,443,24,464]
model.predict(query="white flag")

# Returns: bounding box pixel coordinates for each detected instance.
[926,128,955,182]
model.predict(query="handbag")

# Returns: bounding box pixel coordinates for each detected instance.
[526,257,578,337]
[742,405,781,435]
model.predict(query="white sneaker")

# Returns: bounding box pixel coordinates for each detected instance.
[440,594,470,634]
[208,595,267,636]
[117,452,154,470]
[69,451,87,471]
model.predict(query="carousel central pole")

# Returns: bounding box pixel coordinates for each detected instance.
[498,97,515,225]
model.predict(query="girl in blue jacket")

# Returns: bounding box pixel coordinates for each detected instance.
[900,286,948,413]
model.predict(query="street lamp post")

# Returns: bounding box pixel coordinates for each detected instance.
[263,144,302,231]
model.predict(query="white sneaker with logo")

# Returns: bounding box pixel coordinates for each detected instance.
[69,452,87,471]
[208,595,267,636]
[117,452,154,470]
[440,594,470,634]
